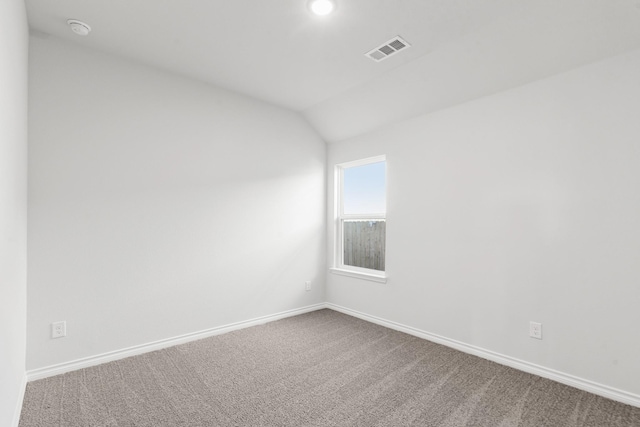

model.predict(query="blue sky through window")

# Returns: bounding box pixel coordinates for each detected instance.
[343,161,386,214]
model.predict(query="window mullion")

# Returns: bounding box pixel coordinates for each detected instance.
[341,213,385,220]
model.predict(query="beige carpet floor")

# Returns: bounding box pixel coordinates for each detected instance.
[19,309,640,426]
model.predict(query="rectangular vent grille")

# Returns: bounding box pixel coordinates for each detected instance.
[365,36,411,62]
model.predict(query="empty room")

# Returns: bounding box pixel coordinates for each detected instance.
[2,0,640,426]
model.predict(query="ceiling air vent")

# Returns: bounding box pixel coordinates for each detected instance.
[365,36,411,62]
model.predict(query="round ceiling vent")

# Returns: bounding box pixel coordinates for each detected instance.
[67,19,91,36]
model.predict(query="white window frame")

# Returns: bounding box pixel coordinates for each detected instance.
[330,155,387,283]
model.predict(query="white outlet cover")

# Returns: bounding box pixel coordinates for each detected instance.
[52,321,67,339]
[529,321,542,340]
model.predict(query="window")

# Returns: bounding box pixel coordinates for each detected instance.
[332,156,387,282]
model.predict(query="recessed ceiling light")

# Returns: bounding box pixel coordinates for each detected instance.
[67,19,91,36]
[309,0,335,16]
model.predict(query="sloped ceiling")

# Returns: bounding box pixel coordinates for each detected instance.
[25,0,640,142]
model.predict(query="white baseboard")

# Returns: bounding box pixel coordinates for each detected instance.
[12,372,27,427]
[326,303,640,409]
[24,302,640,409]
[26,303,326,382]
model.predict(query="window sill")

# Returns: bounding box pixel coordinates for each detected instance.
[329,268,388,283]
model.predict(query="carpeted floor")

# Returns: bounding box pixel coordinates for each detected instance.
[19,309,640,426]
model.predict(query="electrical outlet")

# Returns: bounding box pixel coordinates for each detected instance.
[52,321,66,339]
[529,321,542,340]
[305,281,311,291]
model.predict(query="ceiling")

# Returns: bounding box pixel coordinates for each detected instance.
[25,0,640,142]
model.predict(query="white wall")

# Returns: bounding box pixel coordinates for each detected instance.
[28,36,326,370]
[327,48,640,397]
[0,0,28,425]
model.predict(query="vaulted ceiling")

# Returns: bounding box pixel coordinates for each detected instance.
[25,0,640,142]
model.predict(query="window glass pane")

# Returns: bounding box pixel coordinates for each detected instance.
[343,220,386,271]
[343,161,386,215]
